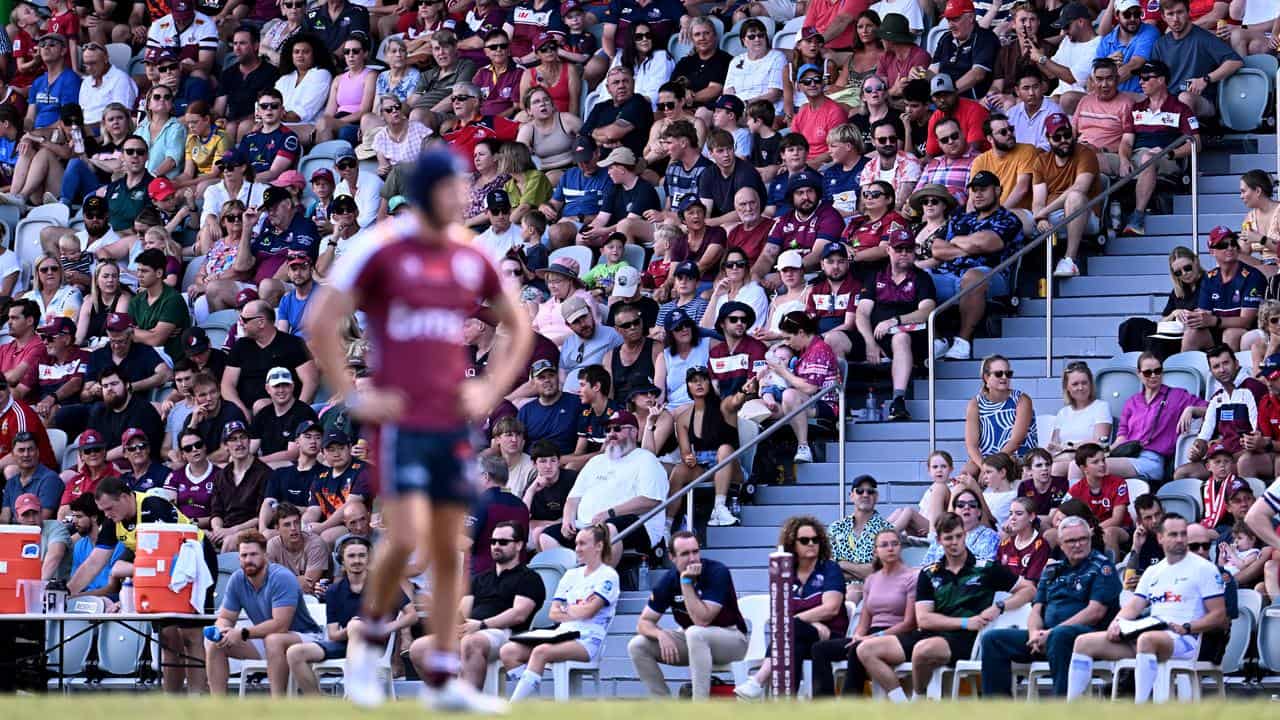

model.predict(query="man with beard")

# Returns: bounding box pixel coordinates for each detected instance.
[708,302,768,397]
[223,299,318,417]
[969,114,1035,212]
[1096,0,1160,96]
[517,359,582,454]
[1032,114,1101,278]
[79,313,170,408]
[540,409,665,562]
[925,74,988,158]
[751,170,844,282]
[1175,344,1264,480]
[210,420,272,551]
[206,530,325,696]
[87,364,163,463]
[857,120,921,213]
[559,298,623,395]
[856,231,938,421]
[726,188,771,266]
[805,243,863,359]
[1073,59,1134,180]
[932,171,1025,361]
[1033,2,1099,116]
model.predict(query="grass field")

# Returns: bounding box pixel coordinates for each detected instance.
[2,697,1275,720]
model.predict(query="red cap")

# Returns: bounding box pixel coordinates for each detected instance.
[943,0,975,18]
[105,312,134,333]
[77,429,106,450]
[608,409,639,429]
[286,249,311,266]
[148,177,176,202]
[122,428,149,448]
[235,287,259,308]
[1044,112,1072,137]
[1208,225,1238,249]
[14,493,41,515]
[1207,442,1232,458]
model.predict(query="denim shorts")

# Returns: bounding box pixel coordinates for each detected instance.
[1129,449,1166,482]
[930,266,1010,302]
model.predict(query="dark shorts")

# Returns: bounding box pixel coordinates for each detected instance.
[316,639,347,659]
[897,629,977,663]
[814,401,837,424]
[542,513,653,555]
[875,327,928,361]
[372,426,477,505]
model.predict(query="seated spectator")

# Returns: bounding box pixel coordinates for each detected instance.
[502,523,621,702]
[1125,494,1166,589]
[660,309,714,410]
[981,514,1119,697]
[751,171,844,280]
[843,181,911,263]
[602,303,665,405]
[910,183,960,265]
[792,64,848,167]
[960,354,1037,476]
[1118,60,1200,238]
[210,420,271,551]
[218,27,279,143]
[578,147,660,247]
[846,75,894,148]
[185,371,247,463]
[583,66,654,159]
[856,231,938,422]
[918,119,976,205]
[900,79,933,158]
[628,530,748,699]
[1074,59,1134,180]
[223,300,317,417]
[521,439,577,547]
[930,171,1025,360]
[1,431,63,522]
[134,82,188,181]
[1095,0,1158,96]
[563,365,620,471]
[1150,0,1242,119]
[1106,352,1207,483]
[205,530,324,696]
[405,31,476,128]
[1174,345,1264,479]
[312,33,376,145]
[670,366,740,527]
[517,359,581,455]
[1181,227,1262,352]
[119,428,171,492]
[25,252,84,330]
[697,129,766,229]
[236,89,300,186]
[288,536,415,694]
[305,431,370,544]
[333,150,382,230]
[857,120,921,213]
[825,474,895,588]
[733,515,848,699]
[66,492,124,597]
[257,420,323,535]
[804,242,862,358]
[233,186,320,293]
[1034,114,1101,278]
[250,367,320,467]
[491,417,536,497]
[128,248,189,361]
[14,492,70,581]
[767,312,842,465]
[266,501,329,594]
[822,124,869,218]
[1064,442,1133,556]
[654,118,711,217]
[1037,3,1099,115]
[996,496,1050,581]
[1046,361,1113,480]
[272,34,334,144]
[654,262,709,335]
[706,301,767,397]
[169,427,217,529]
[559,300,623,396]
[926,74,988,157]
[969,114,1035,212]
[930,0,999,99]
[24,33,82,137]
[0,299,47,400]
[34,317,89,427]
[542,137,609,250]
[702,251,767,336]
[86,364,164,464]
[921,483,999,562]
[676,202,727,285]
[1065,514,1227,703]
[1006,69,1062,150]
[160,362,197,462]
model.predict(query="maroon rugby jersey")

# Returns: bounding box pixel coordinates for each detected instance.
[328,216,505,431]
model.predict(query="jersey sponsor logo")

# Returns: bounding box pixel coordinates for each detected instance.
[1132,108,1183,129]
[386,301,467,342]
[709,354,749,373]
[1150,590,1184,603]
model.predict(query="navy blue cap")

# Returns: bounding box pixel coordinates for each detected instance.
[786,169,824,198]
[673,260,699,278]
[821,242,850,259]
[408,148,470,211]
[323,430,352,447]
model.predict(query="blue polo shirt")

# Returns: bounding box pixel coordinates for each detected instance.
[2,467,64,517]
[517,392,581,454]
[553,166,611,218]
[221,563,323,633]
[30,70,81,128]
[648,558,747,632]
[1095,23,1160,94]
[237,126,300,175]
[1198,264,1264,318]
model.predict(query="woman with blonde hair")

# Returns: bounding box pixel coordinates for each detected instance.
[499,141,552,225]
[1045,361,1112,480]
[76,261,132,347]
[1245,299,1280,376]
[1117,245,1203,358]
[24,253,82,324]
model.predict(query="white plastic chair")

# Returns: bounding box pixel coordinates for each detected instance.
[528,548,576,629]
[547,638,609,700]
[548,246,594,279]
[1125,478,1150,524]
[45,614,97,681]
[1261,603,1280,673]
[949,603,1032,697]
[730,594,770,685]
[47,428,67,470]
[97,619,150,676]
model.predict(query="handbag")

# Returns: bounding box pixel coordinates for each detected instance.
[1108,390,1168,459]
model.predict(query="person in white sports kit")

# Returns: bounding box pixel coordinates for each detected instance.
[1245,475,1280,599]
[1065,514,1227,703]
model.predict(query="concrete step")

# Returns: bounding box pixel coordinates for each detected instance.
[967,335,1121,358]
[1057,274,1170,297]
[1173,194,1244,214]
[1088,255,1195,277]
[821,439,968,461]
[795,461,928,484]
[1227,154,1277,173]
[1106,235,1208,255]
[1144,213,1238,234]
[739,505,840,526]
[1020,295,1162,316]
[910,375,1064,398]
[1200,174,1258,194]
[846,419,964,441]
[1003,314,1127,338]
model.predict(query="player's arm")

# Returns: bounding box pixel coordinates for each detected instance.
[68,546,114,595]
[308,286,360,401]
[467,281,534,418]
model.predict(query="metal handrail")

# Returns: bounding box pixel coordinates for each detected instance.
[1275,67,1279,184]
[612,381,842,546]
[927,133,1199,449]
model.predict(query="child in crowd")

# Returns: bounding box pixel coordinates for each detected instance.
[141,227,182,287]
[306,168,336,235]
[57,231,93,287]
[746,99,781,181]
[519,212,549,270]
[710,95,751,160]
[583,232,628,296]
[757,343,794,412]
[643,223,686,292]
[1220,520,1261,577]
[764,133,811,216]
[559,3,597,65]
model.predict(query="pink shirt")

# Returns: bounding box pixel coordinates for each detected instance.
[793,98,849,159]
[862,564,918,629]
[803,0,868,48]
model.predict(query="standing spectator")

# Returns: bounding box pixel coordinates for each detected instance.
[1034,114,1101,278]
[628,530,748,699]
[266,502,329,594]
[1117,60,1200,238]
[223,300,317,417]
[929,0,999,100]
[1150,0,1242,120]
[209,420,272,551]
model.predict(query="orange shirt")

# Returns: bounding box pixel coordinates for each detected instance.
[970,143,1038,210]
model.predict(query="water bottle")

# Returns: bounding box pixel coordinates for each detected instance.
[1109,202,1123,233]
[728,495,741,516]
[203,625,224,643]
[120,579,135,613]
[637,558,650,591]
[865,388,879,422]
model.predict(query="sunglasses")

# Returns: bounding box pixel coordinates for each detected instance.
[744,32,766,39]
[1188,542,1211,552]
[1051,131,1072,142]
[382,105,401,113]
[796,536,820,545]
[633,32,652,40]
[723,260,747,269]
[1140,367,1163,377]
[258,101,282,110]
[937,133,960,144]
[921,196,945,206]
[337,159,357,169]
[853,487,876,495]
[81,446,104,454]
[1171,264,1195,275]
[538,43,558,51]
[1138,74,1161,82]
[862,190,885,199]
[724,315,749,326]
[241,315,264,324]
[452,94,475,102]
[485,43,510,50]
[606,424,631,433]
[123,147,147,156]
[798,77,823,86]
[991,127,1013,136]
[1210,242,1236,250]
[224,213,243,222]
[987,369,1014,379]
[181,441,205,452]
[343,47,365,54]
[617,318,642,330]
[151,93,173,101]
[490,538,517,546]
[864,85,885,93]
[874,136,897,144]
[125,444,149,452]
[158,63,178,73]
[954,500,980,509]
[657,101,676,111]
[38,265,59,273]
[282,0,304,6]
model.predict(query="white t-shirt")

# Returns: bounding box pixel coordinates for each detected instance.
[570,448,668,545]
[1050,36,1101,95]
[709,282,770,333]
[474,224,524,265]
[984,487,1017,528]
[0,249,20,295]
[872,0,925,31]
[723,50,787,114]
[1054,398,1111,446]
[1135,552,1224,627]
[552,564,621,641]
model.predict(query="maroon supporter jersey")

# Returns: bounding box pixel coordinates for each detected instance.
[328,216,505,432]
[996,532,1050,582]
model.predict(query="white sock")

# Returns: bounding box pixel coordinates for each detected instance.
[509,669,541,702]
[1134,652,1158,704]
[1153,657,1173,703]
[714,494,726,508]
[1066,653,1094,700]
[887,687,908,703]
[504,663,527,682]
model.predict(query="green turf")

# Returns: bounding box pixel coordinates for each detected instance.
[0,697,1273,720]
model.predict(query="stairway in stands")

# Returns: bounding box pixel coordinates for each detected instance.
[592,134,1276,695]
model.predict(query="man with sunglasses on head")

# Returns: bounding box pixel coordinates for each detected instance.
[1032,113,1101,279]
[1116,59,1199,238]
[216,26,279,144]
[235,88,300,185]
[1096,0,1160,96]
[1181,226,1261,352]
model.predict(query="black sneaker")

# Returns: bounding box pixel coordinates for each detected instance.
[888,396,910,421]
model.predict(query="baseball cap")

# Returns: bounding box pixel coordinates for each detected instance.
[323,430,351,447]
[664,307,696,331]
[799,27,824,42]
[716,301,756,330]
[183,326,210,355]
[171,0,194,17]
[217,148,249,168]
[1208,225,1239,249]
[626,382,661,400]
[14,493,41,515]
[486,188,512,212]
[37,317,75,337]
[930,73,957,95]
[330,194,358,215]
[147,177,176,202]
[943,0,975,18]
[796,62,822,79]
[888,228,916,249]
[968,170,1001,188]
[296,419,321,436]
[286,249,311,266]
[37,32,67,45]
[261,185,293,208]
[534,30,561,48]
[786,169,823,197]
[235,287,259,308]
[271,169,306,189]
[1206,442,1233,459]
[571,135,597,163]
[611,265,640,299]
[266,367,295,386]
[560,295,592,323]
[388,195,409,213]
[143,45,177,64]
[222,420,248,440]
[78,429,107,450]
[334,147,357,165]
[561,0,583,13]
[1053,1,1091,27]
[105,312,134,333]
[310,168,335,184]
[1044,112,1072,137]
[1228,479,1254,498]
[122,428,149,447]
[1115,0,1140,9]
[83,195,108,217]
[608,409,639,429]
[598,147,638,167]
[821,242,850,260]
[673,260,700,279]
[853,474,878,489]
[714,95,745,117]
[776,249,804,271]
[529,358,557,378]
[1138,59,1171,78]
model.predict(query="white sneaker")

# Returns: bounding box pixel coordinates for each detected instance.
[943,337,972,360]
[793,444,813,464]
[932,338,950,359]
[734,677,765,701]
[422,677,509,714]
[708,504,739,526]
[343,632,386,708]
[1053,257,1080,278]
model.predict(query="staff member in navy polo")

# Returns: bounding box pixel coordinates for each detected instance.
[855,229,938,422]
[628,530,748,700]
[1183,225,1263,353]
[979,515,1121,697]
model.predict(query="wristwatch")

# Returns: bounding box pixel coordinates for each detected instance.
[479,620,488,630]
[1182,622,1192,634]
[994,600,1006,614]
[240,627,251,641]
